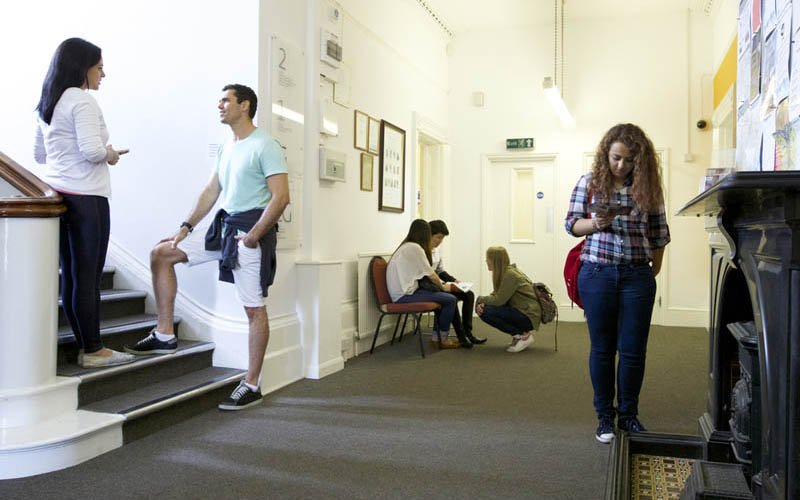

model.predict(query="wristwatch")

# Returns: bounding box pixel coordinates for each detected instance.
[180,221,194,233]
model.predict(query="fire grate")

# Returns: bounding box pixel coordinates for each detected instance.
[631,454,694,500]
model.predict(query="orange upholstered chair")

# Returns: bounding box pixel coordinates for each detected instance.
[368,256,441,358]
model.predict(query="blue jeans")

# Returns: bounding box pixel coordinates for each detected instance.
[396,289,457,334]
[478,305,533,336]
[578,263,656,421]
[59,193,111,354]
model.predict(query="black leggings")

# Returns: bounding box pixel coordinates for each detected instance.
[59,193,110,354]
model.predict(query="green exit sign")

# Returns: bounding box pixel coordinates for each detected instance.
[506,138,535,149]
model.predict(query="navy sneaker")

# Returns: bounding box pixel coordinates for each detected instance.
[218,380,263,411]
[619,417,647,433]
[596,418,615,443]
[124,332,178,355]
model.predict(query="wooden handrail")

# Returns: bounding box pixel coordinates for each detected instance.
[0,150,65,217]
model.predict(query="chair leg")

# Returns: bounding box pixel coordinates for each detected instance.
[397,314,410,343]
[390,316,403,345]
[414,313,425,359]
[370,314,386,354]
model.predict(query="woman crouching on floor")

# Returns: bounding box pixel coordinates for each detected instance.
[475,247,541,353]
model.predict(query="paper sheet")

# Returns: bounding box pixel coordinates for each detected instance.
[739,0,753,59]
[762,29,777,108]
[775,7,791,102]
[790,31,800,119]
[738,49,752,110]
[446,282,473,293]
[794,0,800,33]
[751,30,763,103]
[762,110,777,171]
[764,0,776,34]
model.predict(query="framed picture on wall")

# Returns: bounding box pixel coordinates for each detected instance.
[367,116,380,154]
[379,120,405,212]
[354,110,368,151]
[360,153,374,191]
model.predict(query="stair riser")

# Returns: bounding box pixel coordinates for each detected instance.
[121,380,242,444]
[57,321,179,365]
[78,350,214,406]
[58,297,145,327]
[58,271,114,294]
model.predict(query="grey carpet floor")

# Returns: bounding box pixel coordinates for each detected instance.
[0,320,707,500]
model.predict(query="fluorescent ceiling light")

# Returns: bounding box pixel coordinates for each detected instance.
[542,77,575,129]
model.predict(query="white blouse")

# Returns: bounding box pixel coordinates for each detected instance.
[34,87,111,197]
[386,242,434,302]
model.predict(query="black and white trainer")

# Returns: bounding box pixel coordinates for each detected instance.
[124,332,178,355]
[218,380,263,411]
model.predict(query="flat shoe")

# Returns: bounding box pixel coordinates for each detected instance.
[467,334,487,344]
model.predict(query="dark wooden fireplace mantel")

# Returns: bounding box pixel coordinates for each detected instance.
[675,171,800,500]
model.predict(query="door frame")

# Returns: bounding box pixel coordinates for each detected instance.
[479,152,558,297]
[411,111,449,225]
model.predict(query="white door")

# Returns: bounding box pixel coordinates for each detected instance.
[480,154,556,299]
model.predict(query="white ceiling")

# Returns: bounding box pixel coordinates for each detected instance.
[424,0,696,34]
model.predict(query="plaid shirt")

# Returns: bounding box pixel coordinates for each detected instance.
[565,173,670,265]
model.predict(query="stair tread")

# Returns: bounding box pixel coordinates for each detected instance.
[59,265,115,276]
[58,288,145,308]
[82,366,245,416]
[56,340,213,378]
[57,313,156,339]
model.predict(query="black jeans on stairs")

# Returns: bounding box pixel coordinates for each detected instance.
[59,192,110,354]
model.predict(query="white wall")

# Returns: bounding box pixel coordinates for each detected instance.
[306,0,450,298]
[0,0,273,318]
[447,11,712,326]
[0,0,451,362]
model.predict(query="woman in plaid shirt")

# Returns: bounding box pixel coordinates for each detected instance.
[564,123,670,444]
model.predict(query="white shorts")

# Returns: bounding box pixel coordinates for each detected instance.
[177,227,266,307]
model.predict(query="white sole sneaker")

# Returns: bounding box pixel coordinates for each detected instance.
[507,334,534,353]
[595,432,615,444]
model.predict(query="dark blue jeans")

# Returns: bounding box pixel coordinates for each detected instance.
[578,263,656,422]
[59,193,111,354]
[396,289,457,333]
[478,305,533,336]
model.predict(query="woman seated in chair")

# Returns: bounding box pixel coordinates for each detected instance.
[386,219,460,348]
[475,246,541,353]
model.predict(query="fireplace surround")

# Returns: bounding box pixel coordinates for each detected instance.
[606,172,800,499]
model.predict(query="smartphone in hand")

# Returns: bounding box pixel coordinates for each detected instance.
[588,202,632,216]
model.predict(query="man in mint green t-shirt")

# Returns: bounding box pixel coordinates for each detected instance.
[124,84,289,411]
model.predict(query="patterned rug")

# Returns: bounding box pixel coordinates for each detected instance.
[631,454,694,500]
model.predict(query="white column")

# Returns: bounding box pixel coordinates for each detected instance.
[296,260,345,379]
[0,216,76,429]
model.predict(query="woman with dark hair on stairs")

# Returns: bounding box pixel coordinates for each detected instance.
[34,37,134,368]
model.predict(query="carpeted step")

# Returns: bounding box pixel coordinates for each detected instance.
[58,288,146,327]
[59,266,115,293]
[57,313,181,364]
[81,366,246,444]
[56,340,216,406]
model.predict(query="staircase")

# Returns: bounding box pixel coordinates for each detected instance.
[56,266,246,444]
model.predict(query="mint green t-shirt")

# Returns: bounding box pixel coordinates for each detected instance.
[215,128,287,214]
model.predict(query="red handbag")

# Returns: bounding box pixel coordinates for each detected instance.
[564,240,585,308]
[563,189,592,309]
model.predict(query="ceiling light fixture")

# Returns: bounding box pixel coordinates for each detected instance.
[543,0,575,129]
